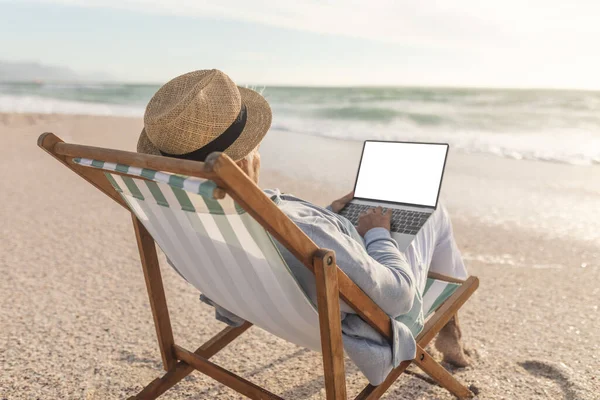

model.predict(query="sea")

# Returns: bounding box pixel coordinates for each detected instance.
[2,82,600,166]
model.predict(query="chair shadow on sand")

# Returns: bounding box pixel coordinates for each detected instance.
[188,347,315,399]
[119,350,164,370]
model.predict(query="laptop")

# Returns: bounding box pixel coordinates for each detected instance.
[339,140,449,251]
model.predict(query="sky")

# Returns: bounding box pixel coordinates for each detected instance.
[1,0,600,88]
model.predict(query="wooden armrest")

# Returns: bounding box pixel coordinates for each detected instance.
[427,271,466,284]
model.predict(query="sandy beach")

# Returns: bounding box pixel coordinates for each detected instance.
[1,112,599,399]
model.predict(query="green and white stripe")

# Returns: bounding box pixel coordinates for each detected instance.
[423,279,459,317]
[107,170,323,351]
[396,278,459,337]
[73,157,222,201]
[75,158,460,350]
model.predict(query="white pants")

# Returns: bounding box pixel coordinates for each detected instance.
[402,204,468,293]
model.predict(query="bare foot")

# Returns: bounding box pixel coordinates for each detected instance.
[435,316,472,368]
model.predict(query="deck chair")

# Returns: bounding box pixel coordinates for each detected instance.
[38,132,479,400]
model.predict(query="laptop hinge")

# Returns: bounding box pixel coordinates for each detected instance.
[352,198,435,212]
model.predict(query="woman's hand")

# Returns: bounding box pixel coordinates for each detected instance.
[330,191,354,213]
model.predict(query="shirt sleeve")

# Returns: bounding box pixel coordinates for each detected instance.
[295,219,416,318]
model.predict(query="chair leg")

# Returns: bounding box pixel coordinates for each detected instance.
[413,345,473,399]
[314,250,347,400]
[132,215,176,371]
[353,360,413,400]
[130,370,183,400]
[129,323,252,399]
[174,345,284,400]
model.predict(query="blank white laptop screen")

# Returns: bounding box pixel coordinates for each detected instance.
[354,141,449,208]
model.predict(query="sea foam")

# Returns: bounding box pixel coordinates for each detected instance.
[0,95,144,117]
[2,83,600,166]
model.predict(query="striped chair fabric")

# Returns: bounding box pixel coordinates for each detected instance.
[73,158,459,352]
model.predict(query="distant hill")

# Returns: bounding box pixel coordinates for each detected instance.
[0,60,113,82]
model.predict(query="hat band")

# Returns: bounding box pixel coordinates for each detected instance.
[159,104,247,162]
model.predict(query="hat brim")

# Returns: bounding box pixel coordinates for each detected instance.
[137,86,272,162]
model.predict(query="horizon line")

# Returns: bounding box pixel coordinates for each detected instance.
[2,79,600,93]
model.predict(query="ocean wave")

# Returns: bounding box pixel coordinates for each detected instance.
[311,106,446,125]
[270,116,600,166]
[0,95,144,116]
[40,83,109,90]
[2,85,600,166]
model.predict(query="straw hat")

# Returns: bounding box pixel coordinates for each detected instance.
[137,69,272,161]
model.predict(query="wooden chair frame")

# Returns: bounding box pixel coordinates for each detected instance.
[39,132,479,400]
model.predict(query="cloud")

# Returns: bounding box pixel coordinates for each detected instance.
[27,0,600,52]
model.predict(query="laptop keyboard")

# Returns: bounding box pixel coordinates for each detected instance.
[339,203,430,235]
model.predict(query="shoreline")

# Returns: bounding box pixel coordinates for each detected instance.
[3,109,600,166]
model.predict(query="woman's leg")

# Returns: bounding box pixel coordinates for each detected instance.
[404,203,468,289]
[407,204,471,367]
[428,204,468,280]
